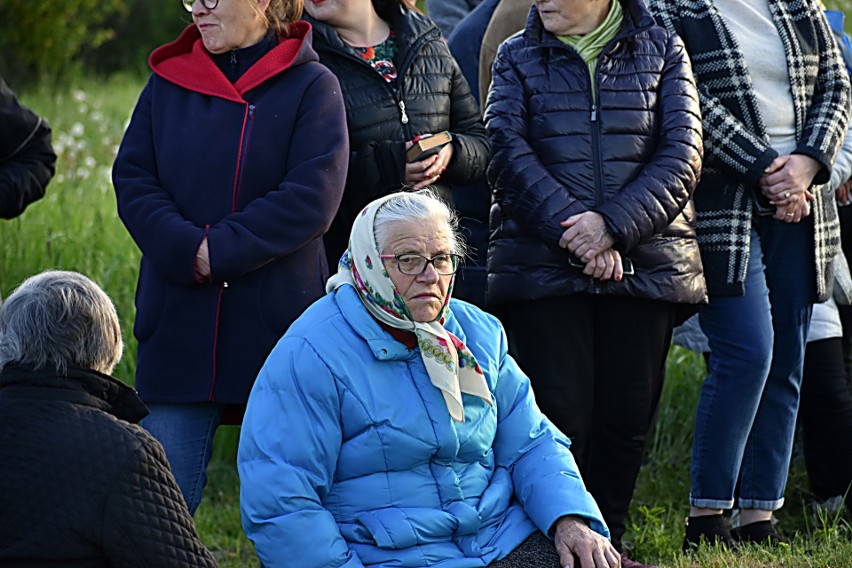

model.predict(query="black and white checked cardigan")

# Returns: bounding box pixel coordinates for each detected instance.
[647,0,850,300]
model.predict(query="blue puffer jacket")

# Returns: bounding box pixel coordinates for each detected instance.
[485,0,705,308]
[239,285,607,567]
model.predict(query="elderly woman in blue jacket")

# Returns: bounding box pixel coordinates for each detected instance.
[112,0,348,515]
[484,0,704,561]
[239,190,618,568]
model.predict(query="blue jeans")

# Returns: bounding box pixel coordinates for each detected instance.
[142,402,223,515]
[692,219,814,510]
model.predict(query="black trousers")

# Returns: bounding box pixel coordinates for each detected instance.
[488,532,560,567]
[496,295,676,550]
[800,337,852,501]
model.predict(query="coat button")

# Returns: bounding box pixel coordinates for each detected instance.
[223,282,229,288]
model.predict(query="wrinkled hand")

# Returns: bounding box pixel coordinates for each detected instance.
[553,516,620,568]
[583,248,623,282]
[195,237,211,280]
[837,178,852,206]
[404,135,455,190]
[775,192,811,223]
[759,154,820,207]
[559,212,615,262]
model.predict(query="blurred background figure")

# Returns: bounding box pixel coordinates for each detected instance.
[649,0,850,549]
[0,270,217,567]
[444,0,503,306]
[426,0,484,37]
[304,0,491,286]
[799,4,852,519]
[112,0,348,515]
[485,0,705,566]
[478,0,529,105]
[0,75,56,220]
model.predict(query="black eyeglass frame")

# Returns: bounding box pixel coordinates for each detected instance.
[379,253,462,276]
[182,0,219,12]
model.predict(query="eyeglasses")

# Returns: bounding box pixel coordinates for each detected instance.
[380,253,462,276]
[182,0,219,12]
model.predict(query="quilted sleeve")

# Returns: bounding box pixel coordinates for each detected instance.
[490,322,608,539]
[595,33,703,252]
[485,43,588,246]
[100,431,218,567]
[238,336,365,568]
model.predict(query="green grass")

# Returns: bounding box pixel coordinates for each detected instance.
[7,73,852,568]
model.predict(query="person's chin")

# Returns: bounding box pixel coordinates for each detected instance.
[409,299,442,322]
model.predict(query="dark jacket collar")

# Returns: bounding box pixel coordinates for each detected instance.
[0,365,149,424]
[148,21,318,102]
[306,6,439,68]
[524,0,655,46]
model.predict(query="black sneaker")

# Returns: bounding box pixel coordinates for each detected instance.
[731,520,789,546]
[683,514,738,553]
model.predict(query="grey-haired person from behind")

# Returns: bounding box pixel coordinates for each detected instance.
[0,270,217,567]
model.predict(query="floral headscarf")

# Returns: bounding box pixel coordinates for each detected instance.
[326,193,493,422]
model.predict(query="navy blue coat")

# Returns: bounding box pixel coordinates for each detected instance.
[485,1,705,307]
[113,23,348,404]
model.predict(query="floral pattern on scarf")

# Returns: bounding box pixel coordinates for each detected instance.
[326,194,493,422]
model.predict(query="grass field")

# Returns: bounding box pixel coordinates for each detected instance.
[4,71,852,567]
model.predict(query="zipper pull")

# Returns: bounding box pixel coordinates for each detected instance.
[248,104,255,118]
[399,100,409,124]
[231,52,236,65]
[591,104,597,122]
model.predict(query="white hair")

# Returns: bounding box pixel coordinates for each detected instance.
[373,189,467,256]
[0,271,124,375]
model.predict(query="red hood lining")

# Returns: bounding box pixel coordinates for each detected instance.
[148,21,312,102]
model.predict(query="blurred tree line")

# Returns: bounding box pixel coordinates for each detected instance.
[1,0,852,85]
[0,0,189,84]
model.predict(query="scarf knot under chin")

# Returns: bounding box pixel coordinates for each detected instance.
[325,194,492,422]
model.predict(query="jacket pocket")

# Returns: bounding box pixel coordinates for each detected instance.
[133,260,166,342]
[340,505,481,550]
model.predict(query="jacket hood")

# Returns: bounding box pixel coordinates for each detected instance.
[0,365,149,424]
[148,21,318,103]
[525,0,655,44]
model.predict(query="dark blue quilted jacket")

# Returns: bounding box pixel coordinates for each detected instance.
[485,0,706,308]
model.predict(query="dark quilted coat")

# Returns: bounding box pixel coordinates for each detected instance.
[0,366,217,567]
[307,6,492,267]
[485,1,706,308]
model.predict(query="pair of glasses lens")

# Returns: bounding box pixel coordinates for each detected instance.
[384,254,461,275]
[182,0,219,11]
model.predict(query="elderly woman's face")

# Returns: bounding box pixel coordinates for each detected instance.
[381,218,454,323]
[192,0,270,54]
[535,0,611,36]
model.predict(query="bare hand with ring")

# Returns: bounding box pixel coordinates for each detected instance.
[559,211,615,262]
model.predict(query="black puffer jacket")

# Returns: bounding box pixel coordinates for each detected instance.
[0,366,217,567]
[485,1,705,307]
[307,7,491,267]
[0,75,56,219]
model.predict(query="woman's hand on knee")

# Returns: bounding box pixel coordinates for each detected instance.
[552,516,621,568]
